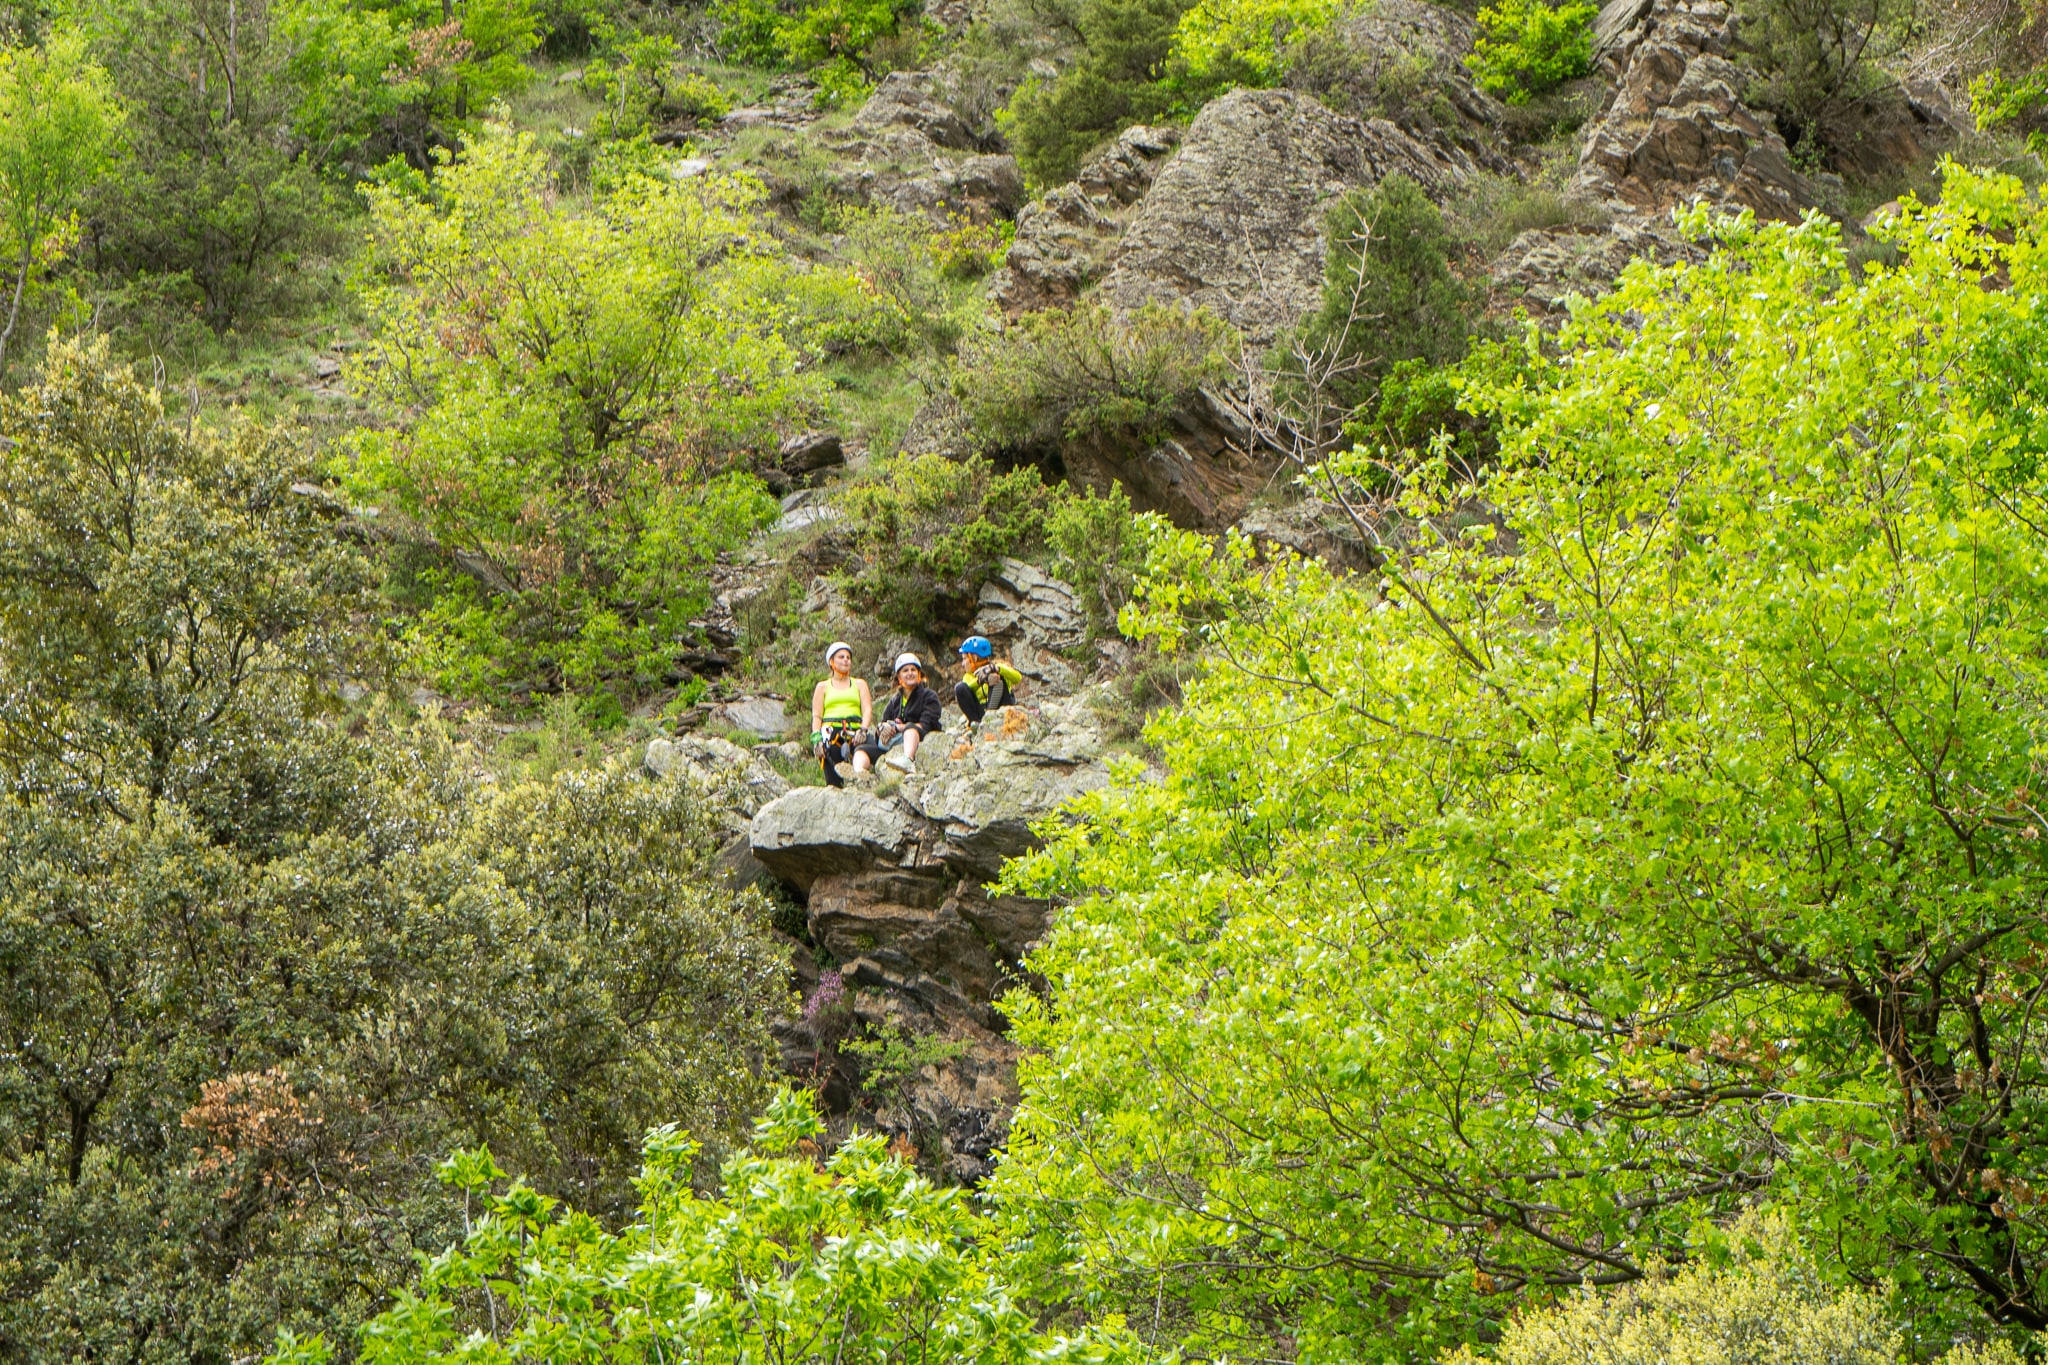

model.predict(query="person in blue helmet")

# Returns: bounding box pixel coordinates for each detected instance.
[952,635,1022,725]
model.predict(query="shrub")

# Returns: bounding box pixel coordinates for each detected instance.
[1047,481,1153,637]
[955,301,1234,457]
[352,125,810,702]
[1464,0,1597,105]
[1296,174,1478,413]
[836,206,980,355]
[1734,0,1914,156]
[263,1091,1147,1365]
[1444,1212,2023,1365]
[1002,0,1194,186]
[1164,0,1341,101]
[838,452,1056,631]
[1971,67,2048,154]
[710,0,923,106]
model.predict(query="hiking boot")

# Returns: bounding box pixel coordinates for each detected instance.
[885,750,913,774]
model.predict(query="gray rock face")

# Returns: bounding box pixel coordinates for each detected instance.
[854,70,980,151]
[711,697,791,738]
[1573,0,1816,221]
[750,688,1126,1179]
[1289,0,1511,168]
[1490,218,1704,314]
[750,788,917,890]
[969,559,1085,692]
[1100,88,1477,345]
[990,125,1181,317]
[780,430,845,474]
[912,711,1110,878]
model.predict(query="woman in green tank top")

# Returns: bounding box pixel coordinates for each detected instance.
[810,641,874,787]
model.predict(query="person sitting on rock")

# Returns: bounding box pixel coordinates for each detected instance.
[953,635,1023,725]
[810,641,873,787]
[864,652,942,773]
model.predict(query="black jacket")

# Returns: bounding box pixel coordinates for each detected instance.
[881,683,942,734]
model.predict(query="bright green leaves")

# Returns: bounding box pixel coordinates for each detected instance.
[351,125,813,700]
[0,28,121,373]
[288,1091,1150,1365]
[991,171,2048,1357]
[1464,0,1597,104]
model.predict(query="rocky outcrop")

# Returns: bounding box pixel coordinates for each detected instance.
[1060,387,1271,528]
[1289,0,1512,169]
[1100,88,1479,345]
[790,70,1024,225]
[1489,217,1704,315]
[967,559,1087,692]
[1573,0,1816,220]
[749,691,1120,1180]
[990,125,1181,316]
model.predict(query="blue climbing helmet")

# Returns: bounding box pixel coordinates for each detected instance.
[958,635,993,659]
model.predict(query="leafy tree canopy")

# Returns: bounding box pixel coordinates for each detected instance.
[0,341,788,1361]
[989,166,2048,1361]
[349,125,839,701]
[265,1090,1148,1365]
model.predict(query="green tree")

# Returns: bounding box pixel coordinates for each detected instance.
[264,1090,1148,1365]
[0,340,789,1360]
[352,125,816,700]
[1002,0,1193,186]
[64,0,342,328]
[1295,173,1477,414]
[0,29,120,374]
[1464,0,1597,105]
[989,170,2048,1358]
[0,336,370,819]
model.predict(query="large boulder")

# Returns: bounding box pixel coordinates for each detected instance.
[749,787,918,890]
[910,694,1111,879]
[1099,88,1477,345]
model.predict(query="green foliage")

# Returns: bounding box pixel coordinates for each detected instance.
[1047,481,1156,638]
[839,452,1056,631]
[1297,173,1478,413]
[1971,68,2048,155]
[66,0,344,329]
[989,170,2048,1358]
[954,301,1233,457]
[1002,0,1192,186]
[352,124,811,700]
[0,336,372,819]
[1448,1212,2023,1365]
[836,205,983,355]
[841,1022,970,1113]
[0,339,789,1360]
[269,1090,1146,1365]
[1464,0,1596,105]
[1164,0,1338,101]
[0,28,121,374]
[711,0,923,107]
[1733,0,1907,154]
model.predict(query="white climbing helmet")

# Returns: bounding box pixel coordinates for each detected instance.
[825,641,854,667]
[892,652,923,675]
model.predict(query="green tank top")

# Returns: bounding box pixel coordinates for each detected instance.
[821,677,862,721]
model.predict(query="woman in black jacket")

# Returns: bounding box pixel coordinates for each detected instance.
[864,653,943,773]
